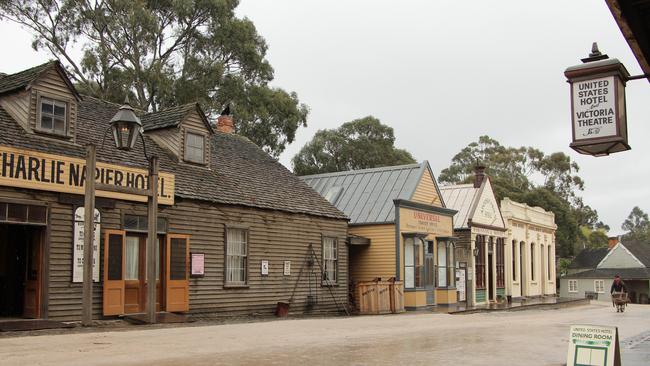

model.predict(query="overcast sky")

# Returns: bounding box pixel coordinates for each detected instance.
[1,1,648,235]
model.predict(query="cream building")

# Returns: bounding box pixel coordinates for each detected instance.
[501,198,557,299]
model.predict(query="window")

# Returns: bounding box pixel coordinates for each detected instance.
[184,131,205,164]
[530,243,536,281]
[437,241,456,287]
[404,237,424,289]
[496,238,505,288]
[594,280,605,293]
[512,240,517,282]
[125,236,139,280]
[123,214,167,233]
[568,280,578,293]
[0,203,47,225]
[322,237,337,284]
[226,228,248,285]
[39,97,67,135]
[476,235,486,289]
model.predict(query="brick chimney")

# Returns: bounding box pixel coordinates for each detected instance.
[607,236,619,250]
[474,165,486,188]
[216,114,234,134]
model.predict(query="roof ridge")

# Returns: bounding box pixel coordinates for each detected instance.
[300,161,423,178]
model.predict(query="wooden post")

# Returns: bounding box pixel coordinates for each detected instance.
[146,156,159,324]
[82,144,96,326]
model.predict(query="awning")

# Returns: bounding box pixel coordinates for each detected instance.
[348,234,370,246]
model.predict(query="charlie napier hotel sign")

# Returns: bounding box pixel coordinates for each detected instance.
[0,145,175,205]
[565,43,630,156]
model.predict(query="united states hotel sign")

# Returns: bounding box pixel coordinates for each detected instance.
[0,145,175,205]
[572,76,617,140]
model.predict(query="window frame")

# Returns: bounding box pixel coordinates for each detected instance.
[224,227,249,287]
[496,238,505,288]
[321,236,338,286]
[436,240,456,288]
[404,236,425,290]
[476,235,486,289]
[184,129,207,165]
[512,240,517,282]
[594,280,605,293]
[36,94,69,137]
[568,279,578,293]
[530,243,536,282]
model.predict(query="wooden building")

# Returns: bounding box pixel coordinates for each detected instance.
[0,61,349,321]
[439,167,508,306]
[302,162,458,309]
[500,198,557,299]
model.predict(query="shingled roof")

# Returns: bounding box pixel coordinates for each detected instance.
[141,103,213,133]
[0,61,80,99]
[0,88,346,220]
[568,247,609,269]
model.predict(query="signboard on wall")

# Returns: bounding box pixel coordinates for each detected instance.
[0,145,175,205]
[261,260,269,275]
[399,207,453,236]
[566,324,620,366]
[456,268,466,302]
[283,261,291,276]
[191,253,205,277]
[73,207,100,282]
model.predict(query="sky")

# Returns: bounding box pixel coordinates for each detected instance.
[1,0,648,235]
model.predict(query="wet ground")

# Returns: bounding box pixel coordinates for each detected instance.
[0,302,649,365]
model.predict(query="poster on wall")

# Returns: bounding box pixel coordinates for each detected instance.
[261,260,269,275]
[73,207,100,282]
[283,261,291,276]
[191,253,205,277]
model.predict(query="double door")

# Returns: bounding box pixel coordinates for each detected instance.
[103,230,190,316]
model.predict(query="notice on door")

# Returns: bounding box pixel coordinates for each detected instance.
[572,76,617,141]
[566,324,620,366]
[456,269,466,302]
[73,207,100,282]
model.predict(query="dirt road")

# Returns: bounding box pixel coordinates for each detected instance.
[1,303,649,366]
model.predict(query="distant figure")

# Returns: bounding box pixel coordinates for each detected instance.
[610,275,627,294]
[221,103,230,116]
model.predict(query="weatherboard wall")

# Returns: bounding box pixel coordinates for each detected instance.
[348,224,396,282]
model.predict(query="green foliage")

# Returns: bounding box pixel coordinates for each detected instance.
[439,135,604,258]
[557,257,571,277]
[621,206,650,243]
[292,116,416,176]
[0,0,307,157]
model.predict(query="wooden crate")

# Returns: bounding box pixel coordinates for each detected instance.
[356,282,379,314]
[376,282,392,314]
[389,281,405,313]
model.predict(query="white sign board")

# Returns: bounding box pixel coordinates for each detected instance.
[572,76,617,141]
[73,207,100,282]
[567,324,620,366]
[283,260,291,276]
[456,269,466,302]
[261,260,269,276]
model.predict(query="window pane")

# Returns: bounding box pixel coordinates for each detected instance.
[170,238,187,280]
[28,205,47,223]
[437,242,446,266]
[40,116,53,130]
[0,203,6,221]
[404,238,414,266]
[185,133,204,163]
[226,229,247,283]
[438,267,447,287]
[405,267,414,288]
[41,101,53,114]
[54,118,65,133]
[108,234,123,280]
[124,215,138,230]
[7,203,27,222]
[125,236,139,280]
[54,104,65,116]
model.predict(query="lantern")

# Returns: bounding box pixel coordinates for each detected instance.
[110,99,142,151]
[564,43,631,156]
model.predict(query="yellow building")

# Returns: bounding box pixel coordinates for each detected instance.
[302,162,457,309]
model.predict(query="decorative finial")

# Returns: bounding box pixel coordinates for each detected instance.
[581,42,609,63]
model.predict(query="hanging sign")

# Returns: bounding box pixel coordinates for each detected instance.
[191,253,205,277]
[564,44,630,156]
[72,207,100,282]
[566,324,621,366]
[0,145,175,205]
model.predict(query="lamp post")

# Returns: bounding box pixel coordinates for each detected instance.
[81,99,159,326]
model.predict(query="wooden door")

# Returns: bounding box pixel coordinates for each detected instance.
[123,235,142,314]
[23,229,42,318]
[166,234,189,312]
[103,230,126,316]
[143,237,165,312]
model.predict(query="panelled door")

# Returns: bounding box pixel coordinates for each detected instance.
[23,229,42,318]
[166,234,190,312]
[103,230,126,316]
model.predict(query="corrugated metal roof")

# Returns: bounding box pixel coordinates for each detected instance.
[300,162,427,224]
[439,184,479,229]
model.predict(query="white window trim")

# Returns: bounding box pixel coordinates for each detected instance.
[594,280,605,293]
[184,130,206,164]
[225,227,248,286]
[37,94,69,136]
[568,279,578,293]
[322,236,338,285]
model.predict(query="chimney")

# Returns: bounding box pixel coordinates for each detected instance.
[607,236,619,250]
[474,165,486,188]
[216,114,234,134]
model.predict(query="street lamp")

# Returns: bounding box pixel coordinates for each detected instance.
[82,98,159,326]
